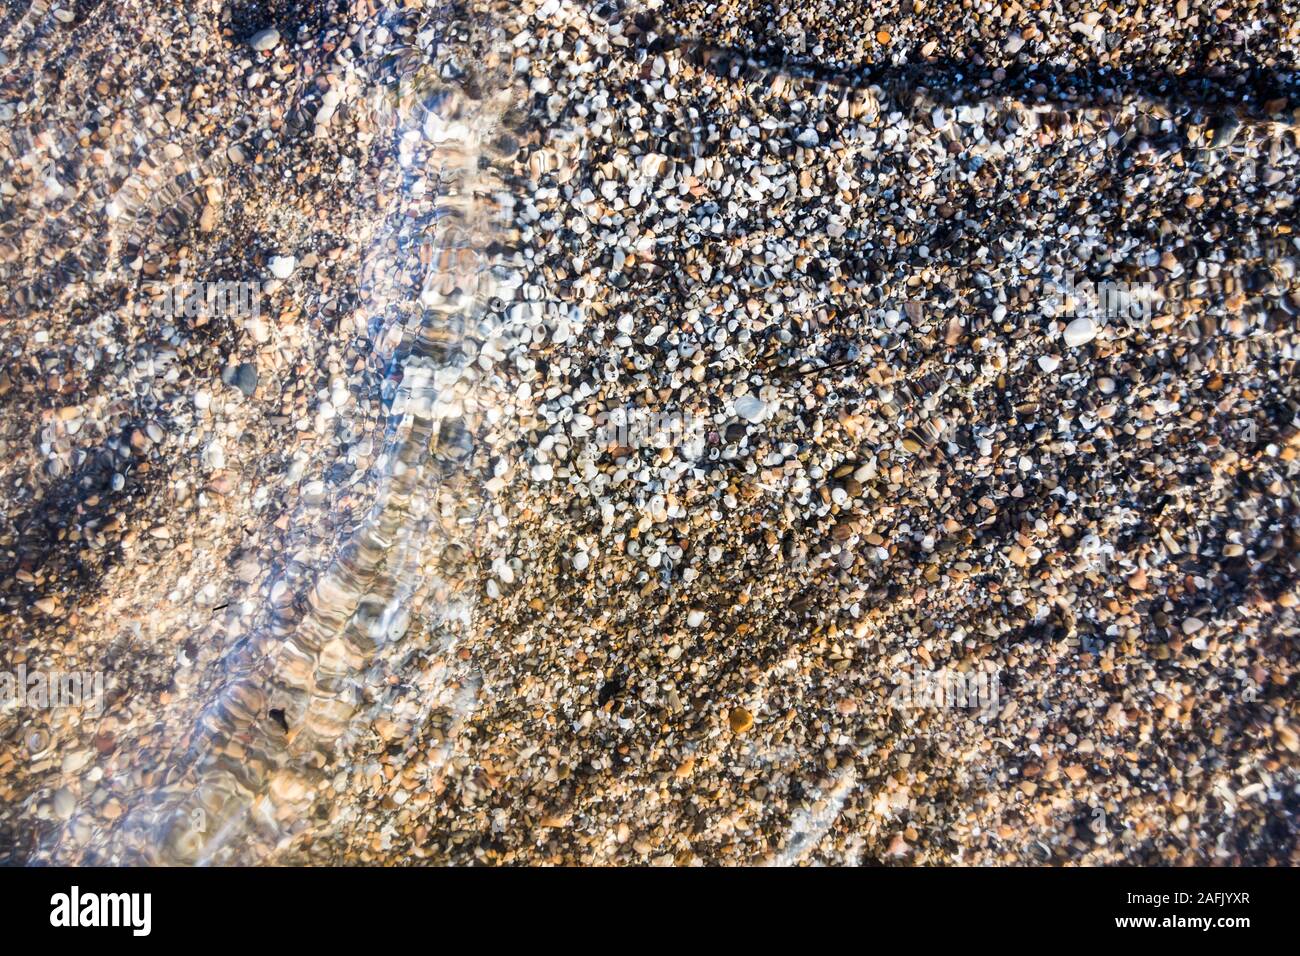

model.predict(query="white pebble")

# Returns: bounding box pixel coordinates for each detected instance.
[268,255,296,279]
[249,28,280,52]
[1063,317,1098,348]
[734,394,768,423]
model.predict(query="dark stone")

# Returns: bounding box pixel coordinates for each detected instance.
[221,362,258,397]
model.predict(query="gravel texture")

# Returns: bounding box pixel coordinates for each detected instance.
[2,0,1299,865]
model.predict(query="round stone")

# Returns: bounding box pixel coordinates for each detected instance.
[1063,317,1098,348]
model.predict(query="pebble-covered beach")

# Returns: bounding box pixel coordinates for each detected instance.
[2,0,1298,865]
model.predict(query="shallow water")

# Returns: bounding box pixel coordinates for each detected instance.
[18,4,525,864]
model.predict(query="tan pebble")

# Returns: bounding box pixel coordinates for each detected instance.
[1278,724,1299,753]
[729,707,754,734]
